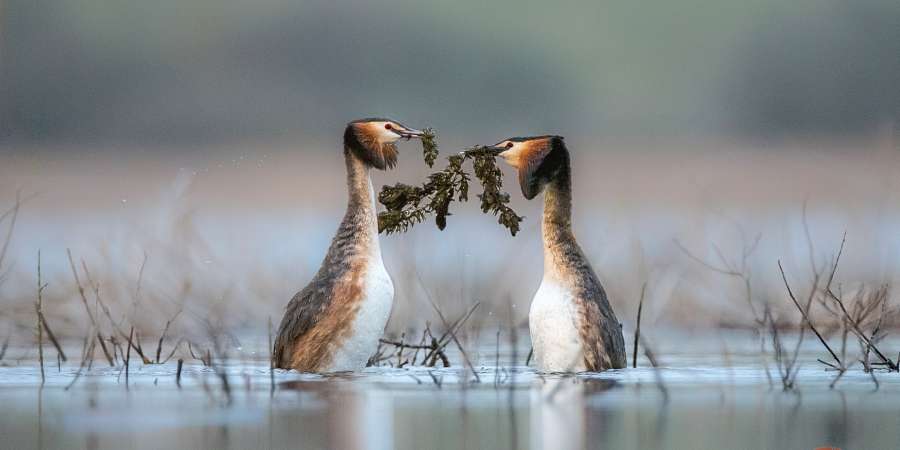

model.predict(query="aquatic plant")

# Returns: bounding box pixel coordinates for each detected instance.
[420,128,439,168]
[377,132,523,236]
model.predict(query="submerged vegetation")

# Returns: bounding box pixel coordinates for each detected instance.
[378,131,523,236]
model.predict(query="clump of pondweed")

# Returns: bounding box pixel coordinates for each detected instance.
[378,151,470,233]
[468,147,522,235]
[378,142,523,236]
[421,128,439,168]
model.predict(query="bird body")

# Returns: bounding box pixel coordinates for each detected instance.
[323,236,394,372]
[529,278,586,371]
[495,136,627,372]
[273,118,423,372]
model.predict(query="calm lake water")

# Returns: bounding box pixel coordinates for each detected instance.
[1,331,898,450]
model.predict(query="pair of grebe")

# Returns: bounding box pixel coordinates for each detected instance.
[273,118,626,373]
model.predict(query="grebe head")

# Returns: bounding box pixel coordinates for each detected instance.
[344,118,425,170]
[486,135,566,199]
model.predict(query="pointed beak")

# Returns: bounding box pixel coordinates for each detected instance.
[484,145,506,156]
[395,127,425,140]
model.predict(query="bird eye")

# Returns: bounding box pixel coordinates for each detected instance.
[384,123,393,130]
[505,142,514,149]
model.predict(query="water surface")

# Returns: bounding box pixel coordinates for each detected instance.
[1,332,898,450]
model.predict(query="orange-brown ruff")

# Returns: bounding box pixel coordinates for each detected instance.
[273,119,410,372]
[353,122,399,169]
[500,136,627,371]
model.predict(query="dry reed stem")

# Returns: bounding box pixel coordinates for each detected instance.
[154,308,183,363]
[422,301,480,365]
[32,252,67,362]
[778,260,841,368]
[376,331,452,368]
[427,297,480,382]
[159,338,183,364]
[38,313,66,362]
[66,249,115,366]
[411,268,479,378]
[176,359,184,388]
[369,305,475,368]
[36,251,46,385]
[124,326,134,387]
[632,283,646,368]
[826,288,897,371]
[188,342,210,366]
[80,259,151,363]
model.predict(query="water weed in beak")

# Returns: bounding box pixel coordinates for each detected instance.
[421,128,439,168]
[377,133,523,236]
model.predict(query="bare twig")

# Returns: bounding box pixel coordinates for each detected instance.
[778,261,841,367]
[36,251,46,385]
[66,249,115,366]
[124,326,134,388]
[395,332,407,367]
[674,240,740,276]
[188,342,210,367]
[426,297,480,383]
[80,259,150,363]
[675,232,764,325]
[176,359,184,388]
[375,327,453,368]
[154,308,183,363]
[378,338,441,351]
[418,301,480,366]
[38,314,66,362]
[633,283,646,368]
[826,288,897,371]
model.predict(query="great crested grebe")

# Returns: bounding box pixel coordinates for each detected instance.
[273,118,424,372]
[487,135,626,372]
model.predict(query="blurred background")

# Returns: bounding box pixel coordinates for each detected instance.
[3,0,899,143]
[0,0,898,341]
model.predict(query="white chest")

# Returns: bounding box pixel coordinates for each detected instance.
[326,259,394,372]
[528,278,586,372]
